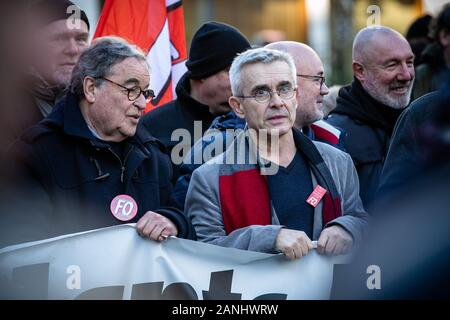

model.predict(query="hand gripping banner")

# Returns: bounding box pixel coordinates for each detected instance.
[0,224,349,300]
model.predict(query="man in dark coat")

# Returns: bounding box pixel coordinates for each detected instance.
[332,84,450,299]
[12,0,90,143]
[377,73,450,204]
[3,37,194,248]
[140,21,251,181]
[326,26,415,208]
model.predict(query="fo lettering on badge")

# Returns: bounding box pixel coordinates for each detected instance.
[306,185,327,208]
[110,194,138,221]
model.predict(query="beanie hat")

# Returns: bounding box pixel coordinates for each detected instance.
[186,21,251,79]
[30,0,90,30]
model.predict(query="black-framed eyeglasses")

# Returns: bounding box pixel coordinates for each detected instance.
[297,74,326,88]
[236,86,297,104]
[96,77,155,103]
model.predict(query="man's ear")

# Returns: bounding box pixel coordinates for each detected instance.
[229,96,245,119]
[352,61,365,82]
[83,76,97,103]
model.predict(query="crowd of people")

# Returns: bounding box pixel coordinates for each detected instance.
[0,0,449,298]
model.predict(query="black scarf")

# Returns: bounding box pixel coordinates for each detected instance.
[333,78,405,135]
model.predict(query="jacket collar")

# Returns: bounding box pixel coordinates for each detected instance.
[227,127,326,174]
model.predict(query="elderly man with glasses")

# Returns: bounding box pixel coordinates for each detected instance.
[185,48,368,260]
[6,37,195,247]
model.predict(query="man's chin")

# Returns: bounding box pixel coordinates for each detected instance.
[210,103,231,116]
[52,73,72,89]
[386,92,412,109]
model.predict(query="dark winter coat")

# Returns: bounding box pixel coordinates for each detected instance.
[139,73,218,182]
[8,92,195,245]
[326,79,404,208]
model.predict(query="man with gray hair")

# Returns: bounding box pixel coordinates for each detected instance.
[185,48,368,259]
[326,26,415,208]
[7,37,194,247]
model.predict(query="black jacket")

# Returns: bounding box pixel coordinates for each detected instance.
[7,92,195,246]
[377,91,443,201]
[139,73,218,182]
[326,79,404,208]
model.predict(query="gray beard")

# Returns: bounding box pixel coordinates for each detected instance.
[364,80,414,110]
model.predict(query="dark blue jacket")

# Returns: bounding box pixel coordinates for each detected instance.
[139,73,217,183]
[11,92,195,244]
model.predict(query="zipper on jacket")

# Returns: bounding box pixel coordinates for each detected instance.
[107,145,134,183]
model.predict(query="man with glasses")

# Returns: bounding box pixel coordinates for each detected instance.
[266,41,344,149]
[326,26,415,208]
[185,48,368,259]
[172,42,343,211]
[6,37,195,247]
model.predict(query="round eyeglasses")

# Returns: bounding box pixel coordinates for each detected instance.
[97,77,155,103]
[236,86,297,104]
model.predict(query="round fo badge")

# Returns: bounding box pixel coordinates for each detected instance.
[110,194,138,221]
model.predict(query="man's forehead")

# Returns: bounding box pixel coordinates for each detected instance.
[368,34,412,60]
[241,64,293,88]
[43,19,89,35]
[111,58,149,82]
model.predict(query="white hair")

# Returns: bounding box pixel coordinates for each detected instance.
[229,47,297,96]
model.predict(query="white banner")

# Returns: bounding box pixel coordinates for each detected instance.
[0,224,347,300]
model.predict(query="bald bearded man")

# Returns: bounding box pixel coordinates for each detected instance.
[326,26,415,208]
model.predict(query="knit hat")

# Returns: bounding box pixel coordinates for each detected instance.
[186,21,251,79]
[30,0,90,30]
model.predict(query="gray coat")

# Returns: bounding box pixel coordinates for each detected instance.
[185,131,369,253]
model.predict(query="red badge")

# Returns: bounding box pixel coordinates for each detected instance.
[306,185,327,208]
[110,195,138,221]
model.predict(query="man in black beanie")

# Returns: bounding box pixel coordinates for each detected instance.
[140,21,251,182]
[11,0,90,142]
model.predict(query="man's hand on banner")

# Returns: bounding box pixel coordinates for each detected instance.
[136,211,178,241]
[316,225,353,256]
[275,228,314,260]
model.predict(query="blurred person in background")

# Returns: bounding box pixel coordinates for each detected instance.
[406,14,432,67]
[413,4,450,100]
[321,85,342,117]
[332,75,450,299]
[11,0,90,143]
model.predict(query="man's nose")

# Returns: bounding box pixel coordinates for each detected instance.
[134,93,148,110]
[321,83,330,96]
[268,91,285,108]
[64,38,83,56]
[397,63,414,81]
